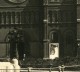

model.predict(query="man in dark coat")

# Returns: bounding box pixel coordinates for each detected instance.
[7,28,18,60]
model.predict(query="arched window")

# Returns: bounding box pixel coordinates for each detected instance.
[49,31,58,43]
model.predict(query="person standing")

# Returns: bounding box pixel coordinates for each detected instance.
[7,28,18,60]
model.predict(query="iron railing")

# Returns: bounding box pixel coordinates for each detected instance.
[0,65,80,72]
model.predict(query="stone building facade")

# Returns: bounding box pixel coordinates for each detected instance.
[0,0,77,59]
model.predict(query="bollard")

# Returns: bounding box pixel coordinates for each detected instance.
[61,65,65,72]
[28,67,32,72]
[58,65,65,72]
[58,66,61,72]
[49,67,51,72]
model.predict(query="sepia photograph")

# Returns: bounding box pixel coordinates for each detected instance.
[0,0,79,72]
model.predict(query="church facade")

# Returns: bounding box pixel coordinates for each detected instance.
[0,0,77,59]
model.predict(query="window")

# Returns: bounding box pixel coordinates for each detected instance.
[11,12,15,24]
[48,10,58,23]
[2,12,6,24]
[15,12,20,24]
[49,31,58,43]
